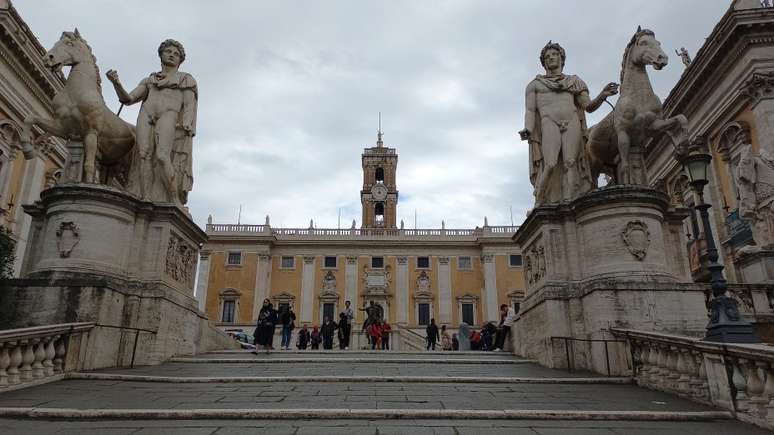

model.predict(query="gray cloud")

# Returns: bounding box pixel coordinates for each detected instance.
[17,1,729,229]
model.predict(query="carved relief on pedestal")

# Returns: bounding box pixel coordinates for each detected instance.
[524,242,546,285]
[55,221,79,258]
[621,221,651,261]
[165,231,196,287]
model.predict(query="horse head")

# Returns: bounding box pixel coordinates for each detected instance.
[46,29,94,71]
[625,27,668,72]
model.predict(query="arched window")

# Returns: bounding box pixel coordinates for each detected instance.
[375,167,385,183]
[374,203,384,226]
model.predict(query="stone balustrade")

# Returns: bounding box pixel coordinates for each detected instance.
[206,224,518,240]
[0,322,94,391]
[611,328,774,430]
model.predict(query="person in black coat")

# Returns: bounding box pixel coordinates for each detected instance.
[426,318,439,351]
[297,324,310,350]
[253,299,277,353]
[320,316,338,350]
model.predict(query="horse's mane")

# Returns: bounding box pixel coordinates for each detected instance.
[620,28,655,83]
[62,31,102,93]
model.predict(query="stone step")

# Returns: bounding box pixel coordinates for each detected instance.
[68,373,633,384]
[170,357,532,364]
[207,349,518,357]
[0,407,735,422]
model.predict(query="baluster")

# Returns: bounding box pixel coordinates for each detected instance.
[7,342,21,385]
[31,338,45,378]
[43,338,55,376]
[19,340,34,381]
[0,344,8,387]
[655,345,667,388]
[667,346,681,391]
[765,362,774,423]
[689,350,707,401]
[676,348,692,394]
[648,344,660,385]
[636,344,649,381]
[747,360,768,417]
[733,358,750,412]
[53,337,66,373]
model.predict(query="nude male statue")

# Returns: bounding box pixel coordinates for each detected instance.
[106,39,197,205]
[519,41,618,204]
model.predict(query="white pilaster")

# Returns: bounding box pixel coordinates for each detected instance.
[0,149,16,210]
[482,254,499,322]
[744,72,774,154]
[438,256,452,325]
[300,256,316,323]
[252,254,271,320]
[12,155,46,276]
[396,256,409,325]
[195,251,211,312]
[345,256,358,322]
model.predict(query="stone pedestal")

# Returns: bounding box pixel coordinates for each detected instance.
[735,250,774,284]
[21,184,200,295]
[511,186,709,374]
[0,184,237,369]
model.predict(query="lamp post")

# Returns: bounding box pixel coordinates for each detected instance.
[679,151,759,343]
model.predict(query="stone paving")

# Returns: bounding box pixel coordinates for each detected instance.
[0,350,768,434]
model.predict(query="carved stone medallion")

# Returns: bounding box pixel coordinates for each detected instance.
[622,220,651,261]
[55,221,79,257]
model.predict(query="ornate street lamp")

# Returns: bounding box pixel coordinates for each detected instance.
[679,148,759,343]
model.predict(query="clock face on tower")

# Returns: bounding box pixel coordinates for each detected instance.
[371,184,388,201]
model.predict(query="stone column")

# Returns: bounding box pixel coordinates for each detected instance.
[438,256,452,325]
[396,256,409,325]
[345,256,358,322]
[194,250,211,312]
[482,254,499,322]
[0,148,16,211]
[252,254,271,321]
[743,72,774,154]
[12,155,46,276]
[300,256,316,323]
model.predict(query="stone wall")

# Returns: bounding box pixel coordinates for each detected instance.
[0,272,237,369]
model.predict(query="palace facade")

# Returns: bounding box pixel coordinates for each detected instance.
[0,1,67,276]
[198,134,526,331]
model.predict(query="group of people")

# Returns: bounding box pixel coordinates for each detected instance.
[252,299,516,353]
[253,299,394,352]
[424,304,517,352]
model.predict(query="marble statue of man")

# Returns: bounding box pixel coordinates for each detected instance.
[737,144,774,251]
[519,41,618,205]
[106,39,197,206]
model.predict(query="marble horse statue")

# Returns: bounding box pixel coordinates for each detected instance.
[20,29,135,184]
[587,27,688,185]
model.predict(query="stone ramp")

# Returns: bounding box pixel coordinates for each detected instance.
[0,349,768,434]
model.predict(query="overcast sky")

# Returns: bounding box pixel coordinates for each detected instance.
[17,1,730,230]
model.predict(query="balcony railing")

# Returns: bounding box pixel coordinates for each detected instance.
[206,224,518,239]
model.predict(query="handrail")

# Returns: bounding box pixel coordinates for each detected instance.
[0,322,95,342]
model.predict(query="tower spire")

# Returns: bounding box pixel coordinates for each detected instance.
[376,112,383,147]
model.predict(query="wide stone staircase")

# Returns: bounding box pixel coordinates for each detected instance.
[0,349,769,434]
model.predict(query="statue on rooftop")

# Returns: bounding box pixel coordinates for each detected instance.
[675,47,691,67]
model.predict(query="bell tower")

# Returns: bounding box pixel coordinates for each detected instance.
[361,118,398,228]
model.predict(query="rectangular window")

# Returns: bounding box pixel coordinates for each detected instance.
[418,303,430,326]
[513,303,521,314]
[457,256,472,269]
[462,303,474,325]
[281,256,295,268]
[371,256,384,268]
[509,254,523,267]
[227,251,241,265]
[323,303,335,321]
[324,256,337,268]
[417,256,430,268]
[222,300,236,323]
